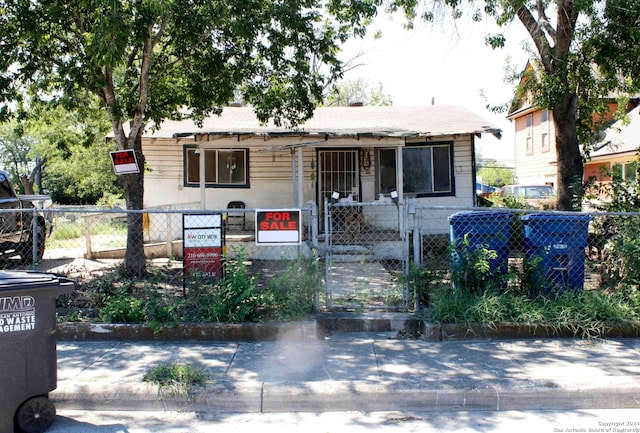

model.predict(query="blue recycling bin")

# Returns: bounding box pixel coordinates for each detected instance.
[520,213,591,294]
[449,211,514,283]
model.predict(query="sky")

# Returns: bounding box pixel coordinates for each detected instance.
[339,12,533,163]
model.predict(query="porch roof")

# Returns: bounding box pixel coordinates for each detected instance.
[144,106,501,140]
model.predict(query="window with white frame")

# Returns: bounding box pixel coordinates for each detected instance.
[540,110,550,152]
[540,110,548,123]
[401,143,453,196]
[612,161,638,181]
[541,133,549,152]
[184,146,249,187]
[525,114,533,155]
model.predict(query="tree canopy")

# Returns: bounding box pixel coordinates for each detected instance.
[389,0,640,210]
[324,78,394,106]
[0,102,119,202]
[0,0,380,132]
[0,0,380,275]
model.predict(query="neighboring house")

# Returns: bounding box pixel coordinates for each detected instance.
[506,104,557,187]
[506,61,639,188]
[506,62,557,186]
[584,104,640,184]
[139,105,500,232]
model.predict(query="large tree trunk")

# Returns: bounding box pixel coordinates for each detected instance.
[19,174,35,195]
[553,93,584,211]
[120,139,147,278]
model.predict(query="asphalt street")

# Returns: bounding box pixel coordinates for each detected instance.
[48,409,640,433]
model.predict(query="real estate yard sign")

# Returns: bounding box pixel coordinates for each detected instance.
[109,149,140,175]
[255,209,302,245]
[183,213,223,279]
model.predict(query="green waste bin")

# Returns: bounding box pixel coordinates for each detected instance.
[0,271,74,433]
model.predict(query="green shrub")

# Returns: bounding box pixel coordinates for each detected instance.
[405,260,448,309]
[264,255,320,320]
[450,234,500,293]
[96,191,125,208]
[585,166,640,291]
[99,288,146,323]
[188,249,262,323]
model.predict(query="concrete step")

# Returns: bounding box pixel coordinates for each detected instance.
[315,312,422,335]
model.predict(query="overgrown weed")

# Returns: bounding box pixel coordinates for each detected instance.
[58,249,322,326]
[427,286,640,338]
[143,362,209,399]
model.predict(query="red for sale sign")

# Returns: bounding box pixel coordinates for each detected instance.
[255,209,301,245]
[110,149,140,175]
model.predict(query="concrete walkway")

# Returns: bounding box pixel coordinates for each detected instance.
[52,332,640,413]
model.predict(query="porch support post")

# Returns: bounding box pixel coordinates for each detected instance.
[396,146,404,234]
[199,145,206,209]
[291,147,298,207]
[396,146,403,199]
[297,146,304,207]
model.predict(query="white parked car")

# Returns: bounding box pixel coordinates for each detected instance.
[500,184,556,208]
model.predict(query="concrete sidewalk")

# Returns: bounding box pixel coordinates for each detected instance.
[52,332,640,413]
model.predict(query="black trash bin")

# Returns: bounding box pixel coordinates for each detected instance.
[520,213,591,294]
[0,271,74,433]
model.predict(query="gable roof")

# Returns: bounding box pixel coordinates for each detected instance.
[506,60,536,119]
[143,105,501,140]
[590,105,640,160]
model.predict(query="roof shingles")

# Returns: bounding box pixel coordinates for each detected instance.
[144,106,500,139]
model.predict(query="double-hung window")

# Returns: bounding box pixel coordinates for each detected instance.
[540,110,550,152]
[184,146,249,187]
[525,114,533,155]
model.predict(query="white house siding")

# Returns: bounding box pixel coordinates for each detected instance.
[143,137,187,207]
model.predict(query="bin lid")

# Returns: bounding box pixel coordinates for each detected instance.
[520,213,592,222]
[0,271,71,291]
[449,210,513,222]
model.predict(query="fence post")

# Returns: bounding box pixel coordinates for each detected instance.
[324,197,332,310]
[310,202,318,251]
[84,215,93,260]
[409,203,422,310]
[31,208,38,268]
[166,213,173,257]
[308,203,320,311]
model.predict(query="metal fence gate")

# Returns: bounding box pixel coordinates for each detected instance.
[323,200,408,310]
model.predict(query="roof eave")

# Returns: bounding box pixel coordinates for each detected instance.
[174,128,501,140]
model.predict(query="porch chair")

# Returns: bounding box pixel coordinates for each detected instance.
[226,201,246,231]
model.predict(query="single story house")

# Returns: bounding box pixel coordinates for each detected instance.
[140,105,500,235]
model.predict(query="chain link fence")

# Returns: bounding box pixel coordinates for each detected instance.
[407,206,636,309]
[1,204,639,317]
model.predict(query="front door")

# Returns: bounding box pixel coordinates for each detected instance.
[318,149,359,230]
